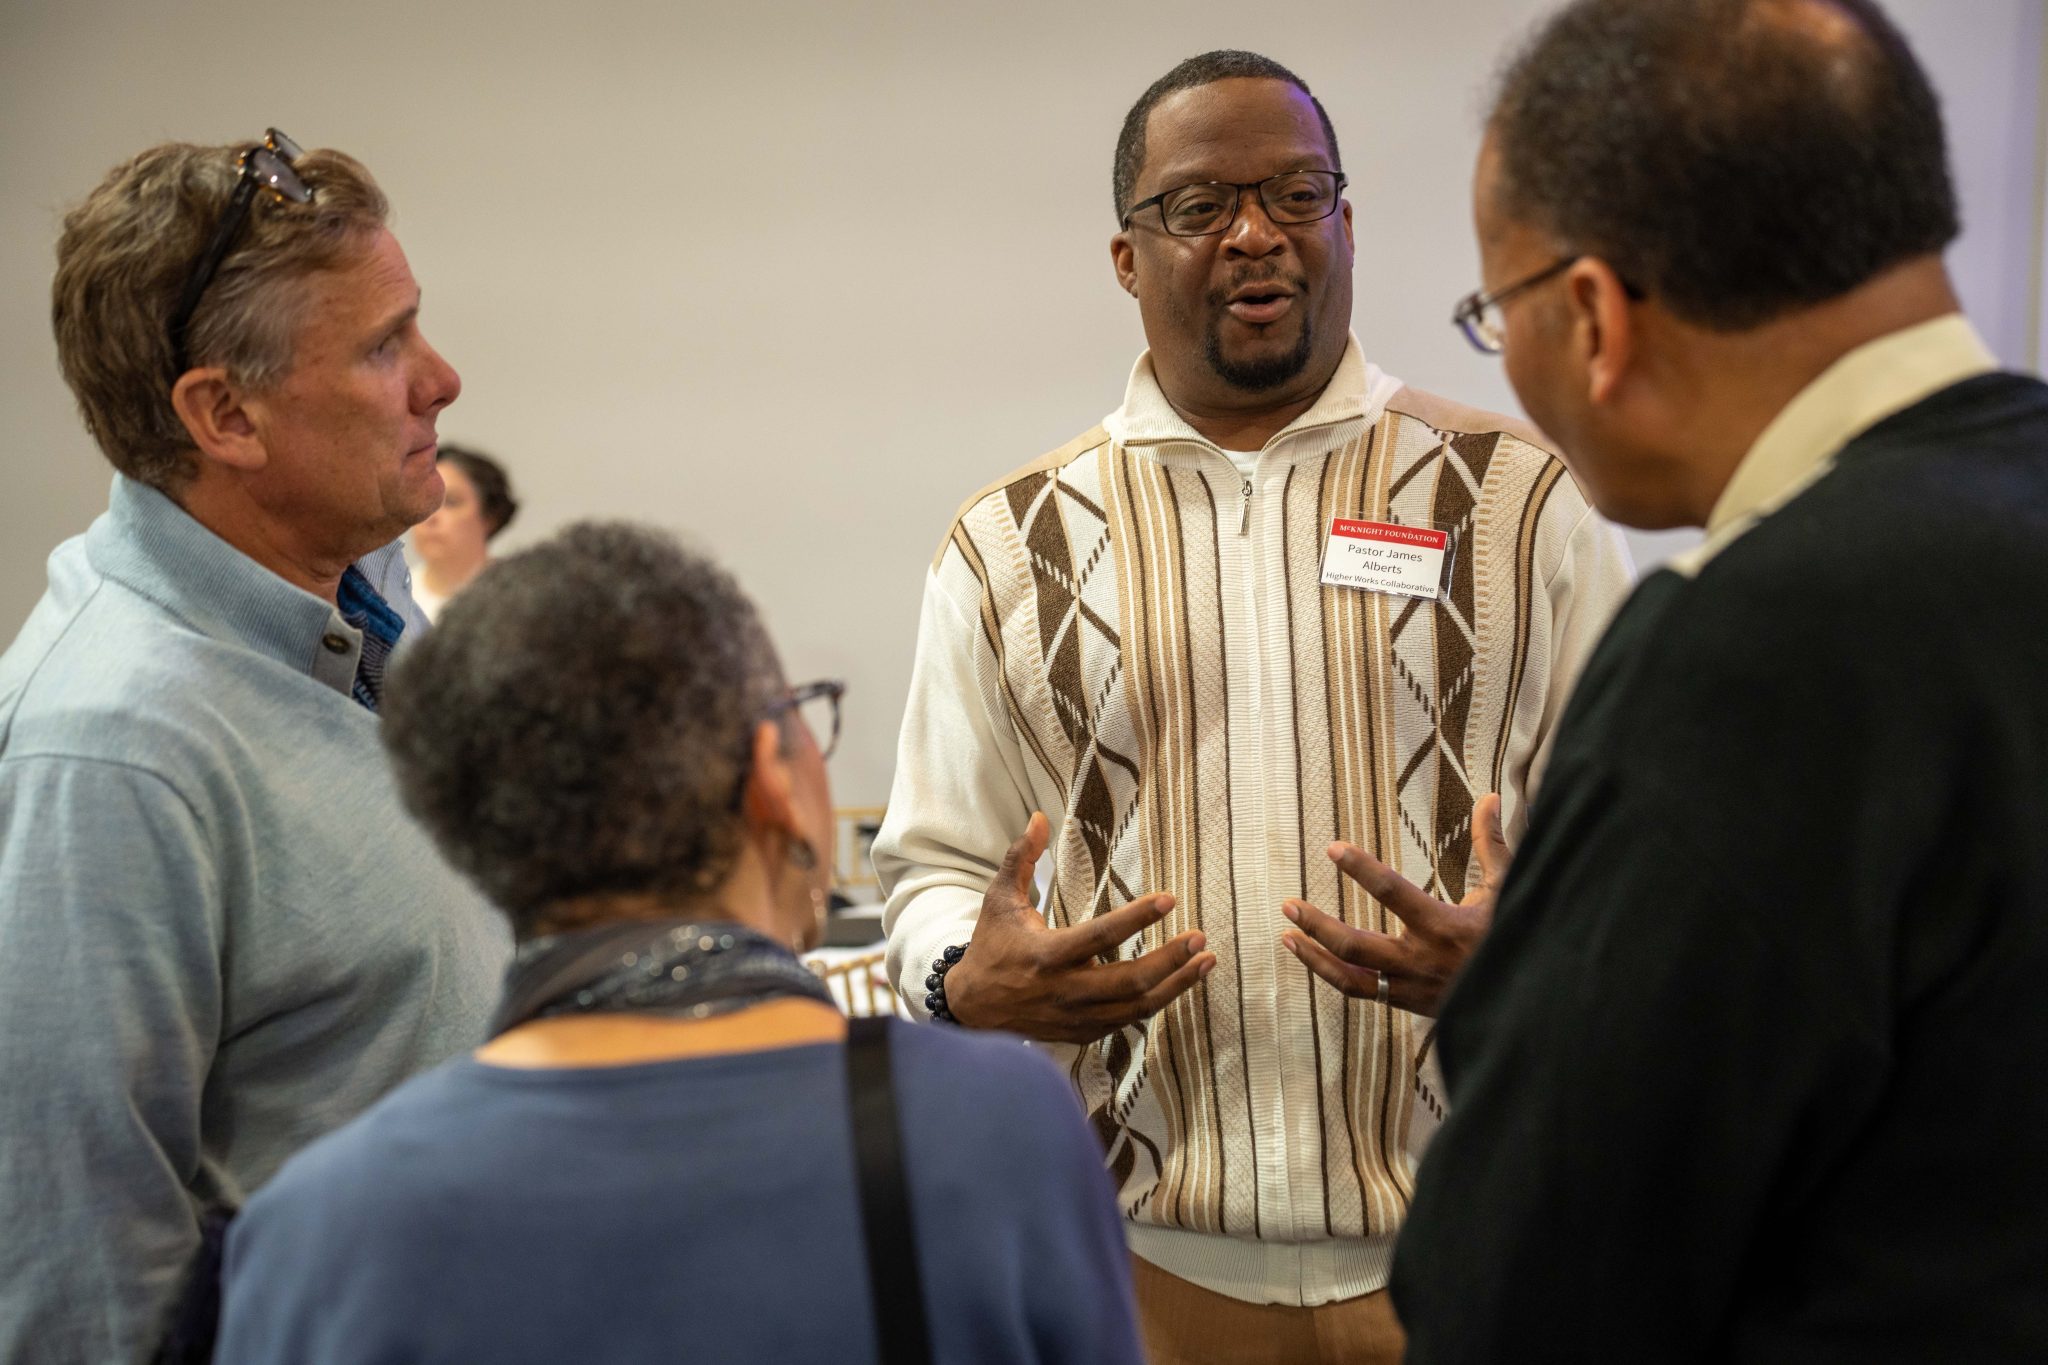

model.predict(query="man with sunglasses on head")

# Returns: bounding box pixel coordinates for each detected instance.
[0,135,508,1362]
[874,50,1633,1364]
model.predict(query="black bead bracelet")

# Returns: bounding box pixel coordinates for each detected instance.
[924,943,967,1024]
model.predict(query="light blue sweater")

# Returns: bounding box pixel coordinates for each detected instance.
[0,477,511,1363]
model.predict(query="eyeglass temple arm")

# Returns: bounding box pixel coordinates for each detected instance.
[166,173,263,374]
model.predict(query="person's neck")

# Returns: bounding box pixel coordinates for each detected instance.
[475,873,839,1071]
[1653,255,1963,525]
[1160,350,1341,452]
[522,863,786,943]
[419,552,485,599]
[175,473,381,604]
[475,998,846,1070]
[1172,394,1321,453]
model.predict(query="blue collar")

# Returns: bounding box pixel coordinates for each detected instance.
[337,565,405,711]
[86,475,405,704]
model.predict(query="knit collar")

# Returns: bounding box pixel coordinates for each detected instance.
[85,475,396,699]
[1672,313,1997,576]
[1103,333,1405,469]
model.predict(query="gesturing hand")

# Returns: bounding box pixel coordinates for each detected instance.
[943,811,1216,1045]
[1280,793,1511,1017]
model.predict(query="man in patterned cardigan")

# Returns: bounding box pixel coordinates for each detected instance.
[874,50,1634,1363]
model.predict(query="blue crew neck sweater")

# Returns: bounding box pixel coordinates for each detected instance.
[216,1020,1145,1365]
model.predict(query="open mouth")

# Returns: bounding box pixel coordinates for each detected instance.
[1225,286,1295,326]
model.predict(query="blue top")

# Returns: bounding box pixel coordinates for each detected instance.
[0,477,509,1363]
[216,1019,1146,1365]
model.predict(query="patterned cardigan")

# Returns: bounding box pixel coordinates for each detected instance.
[875,339,1634,1305]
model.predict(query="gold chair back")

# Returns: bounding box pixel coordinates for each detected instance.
[807,949,903,1018]
[832,805,887,899]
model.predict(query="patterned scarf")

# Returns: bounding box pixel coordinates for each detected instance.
[490,918,833,1036]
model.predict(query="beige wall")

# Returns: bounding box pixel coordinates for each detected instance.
[2036,5,2048,369]
[2,0,2040,807]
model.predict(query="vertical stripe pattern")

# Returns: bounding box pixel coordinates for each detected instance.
[936,402,1584,1245]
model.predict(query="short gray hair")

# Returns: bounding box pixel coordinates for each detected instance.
[51,140,389,491]
[381,522,785,936]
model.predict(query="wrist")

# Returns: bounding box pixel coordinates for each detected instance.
[923,943,968,1025]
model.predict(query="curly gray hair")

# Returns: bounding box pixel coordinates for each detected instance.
[381,522,784,936]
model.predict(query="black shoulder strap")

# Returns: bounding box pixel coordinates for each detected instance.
[846,1016,936,1365]
[149,1206,235,1365]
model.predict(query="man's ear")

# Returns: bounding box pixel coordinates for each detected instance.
[1563,258,1636,406]
[1110,231,1139,298]
[170,367,269,474]
[1340,198,1355,262]
[739,719,802,840]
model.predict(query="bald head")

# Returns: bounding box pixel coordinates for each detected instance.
[1486,0,1956,330]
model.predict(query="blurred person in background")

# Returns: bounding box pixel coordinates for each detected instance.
[0,132,506,1363]
[408,442,518,621]
[214,522,1146,1365]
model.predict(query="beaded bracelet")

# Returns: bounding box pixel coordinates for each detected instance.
[924,944,967,1024]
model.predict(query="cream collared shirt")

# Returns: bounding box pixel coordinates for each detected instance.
[1672,313,1997,577]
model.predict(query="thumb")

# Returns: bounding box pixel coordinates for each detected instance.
[1471,793,1511,894]
[986,812,1050,917]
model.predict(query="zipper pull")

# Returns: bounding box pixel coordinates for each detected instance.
[1240,478,1253,536]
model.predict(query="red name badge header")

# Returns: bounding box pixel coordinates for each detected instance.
[1319,517,1453,601]
[1329,520,1450,550]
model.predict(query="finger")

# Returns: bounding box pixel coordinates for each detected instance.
[1325,842,1455,933]
[1470,793,1510,896]
[1121,948,1217,1019]
[1063,931,1206,1004]
[984,812,1051,920]
[1282,900,1407,975]
[1055,891,1177,964]
[1285,932,1442,1017]
[1281,928,1383,1001]
[1011,811,1050,896]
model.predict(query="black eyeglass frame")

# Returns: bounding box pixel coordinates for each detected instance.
[166,128,312,376]
[763,678,846,761]
[1451,255,1578,355]
[1121,169,1349,237]
[1452,255,1647,355]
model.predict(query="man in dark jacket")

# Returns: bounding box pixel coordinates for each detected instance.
[1281,1,2048,1359]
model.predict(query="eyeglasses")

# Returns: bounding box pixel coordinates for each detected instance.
[1122,170,1347,237]
[166,128,312,376]
[763,679,846,761]
[1453,256,1648,355]
[1451,255,1579,355]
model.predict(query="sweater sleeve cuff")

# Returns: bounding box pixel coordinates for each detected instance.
[885,886,983,1020]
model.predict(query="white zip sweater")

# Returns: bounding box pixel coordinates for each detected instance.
[875,338,1634,1306]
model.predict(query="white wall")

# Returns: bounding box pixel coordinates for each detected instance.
[2,0,2040,807]
[2035,6,2048,369]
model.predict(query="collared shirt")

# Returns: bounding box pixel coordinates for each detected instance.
[0,474,502,1364]
[1674,313,1998,576]
[9,476,432,709]
[1106,334,1408,456]
[336,565,408,711]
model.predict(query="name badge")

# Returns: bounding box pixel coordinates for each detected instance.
[1319,518,1453,601]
